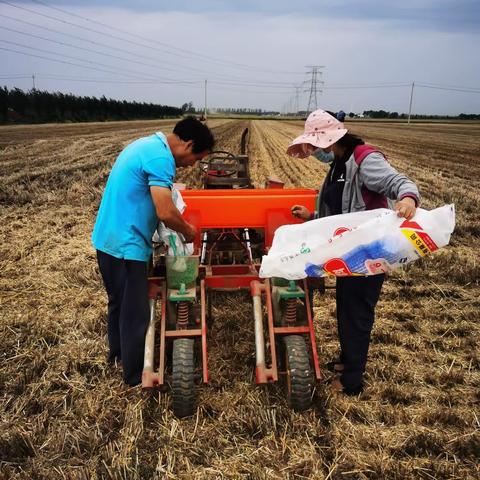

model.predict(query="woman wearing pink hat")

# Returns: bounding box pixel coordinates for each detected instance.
[287,109,420,396]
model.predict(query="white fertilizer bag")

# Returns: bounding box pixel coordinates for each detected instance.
[259,205,455,279]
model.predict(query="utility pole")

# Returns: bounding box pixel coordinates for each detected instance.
[204,79,207,120]
[305,65,325,113]
[408,81,415,124]
[32,73,35,90]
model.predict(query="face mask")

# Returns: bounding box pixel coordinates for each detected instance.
[312,148,335,164]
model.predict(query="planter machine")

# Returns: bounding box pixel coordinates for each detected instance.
[142,129,321,417]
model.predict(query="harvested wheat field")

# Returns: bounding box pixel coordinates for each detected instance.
[0,118,479,479]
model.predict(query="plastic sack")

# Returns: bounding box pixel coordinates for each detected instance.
[153,188,194,272]
[259,205,455,279]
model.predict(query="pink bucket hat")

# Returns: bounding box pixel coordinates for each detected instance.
[286,109,348,157]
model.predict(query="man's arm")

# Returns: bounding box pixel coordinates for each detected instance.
[150,186,196,242]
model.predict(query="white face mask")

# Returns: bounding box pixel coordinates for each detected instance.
[312,148,335,164]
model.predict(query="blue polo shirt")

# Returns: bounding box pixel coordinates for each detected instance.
[92,132,175,261]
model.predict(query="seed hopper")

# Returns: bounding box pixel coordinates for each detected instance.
[142,129,321,417]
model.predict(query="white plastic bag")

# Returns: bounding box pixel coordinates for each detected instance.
[259,205,455,279]
[153,188,194,272]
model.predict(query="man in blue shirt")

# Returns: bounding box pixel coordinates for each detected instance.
[92,117,215,386]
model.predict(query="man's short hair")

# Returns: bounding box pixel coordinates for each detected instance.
[173,116,215,153]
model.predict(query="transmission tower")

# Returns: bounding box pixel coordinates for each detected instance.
[294,85,301,115]
[305,65,325,113]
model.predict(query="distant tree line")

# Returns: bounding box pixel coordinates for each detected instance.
[212,108,480,120]
[0,86,182,123]
[214,108,267,115]
[362,109,480,120]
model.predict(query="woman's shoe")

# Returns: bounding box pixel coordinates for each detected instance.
[325,361,344,373]
[329,376,344,393]
[328,375,363,396]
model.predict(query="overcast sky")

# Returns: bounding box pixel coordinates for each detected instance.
[1,0,479,114]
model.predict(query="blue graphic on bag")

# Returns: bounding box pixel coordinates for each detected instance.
[305,263,323,277]
[342,238,398,273]
[305,237,399,277]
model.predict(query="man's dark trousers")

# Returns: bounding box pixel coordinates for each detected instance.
[97,250,149,386]
[336,274,385,393]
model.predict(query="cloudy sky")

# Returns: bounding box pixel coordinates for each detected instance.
[1,0,479,114]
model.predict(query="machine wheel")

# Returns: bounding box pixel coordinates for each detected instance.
[283,335,313,412]
[172,338,196,418]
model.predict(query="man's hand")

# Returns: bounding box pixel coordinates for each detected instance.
[183,223,197,243]
[291,204,311,220]
[150,186,196,239]
[395,197,417,220]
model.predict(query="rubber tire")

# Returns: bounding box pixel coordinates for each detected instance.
[172,338,196,418]
[283,335,313,412]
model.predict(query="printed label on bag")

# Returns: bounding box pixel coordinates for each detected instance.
[323,258,355,276]
[333,227,351,236]
[400,220,438,257]
[365,258,390,274]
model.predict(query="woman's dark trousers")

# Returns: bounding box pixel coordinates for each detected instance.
[336,274,385,393]
[96,250,149,386]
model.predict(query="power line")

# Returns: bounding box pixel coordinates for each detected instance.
[322,83,410,89]
[0,74,32,79]
[0,38,307,90]
[0,70,295,95]
[0,67,296,92]
[0,25,252,82]
[2,69,478,95]
[209,80,296,88]
[0,0,195,62]
[416,83,480,93]
[0,39,161,81]
[0,39,213,84]
[0,12,301,85]
[30,73,296,90]
[1,0,304,76]
[0,25,189,76]
[36,74,204,86]
[0,27,304,89]
[0,12,202,75]
[30,0,305,75]
[0,40,301,89]
[416,81,480,91]
[2,67,479,102]
[2,0,478,107]
[36,75,296,94]
[198,85,294,95]
[0,46,196,84]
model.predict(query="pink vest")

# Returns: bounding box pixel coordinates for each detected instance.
[353,144,388,210]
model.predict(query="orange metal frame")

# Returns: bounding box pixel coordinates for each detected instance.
[144,188,321,389]
[181,188,317,247]
[143,278,208,388]
[184,188,320,384]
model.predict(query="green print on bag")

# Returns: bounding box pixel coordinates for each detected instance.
[300,243,311,254]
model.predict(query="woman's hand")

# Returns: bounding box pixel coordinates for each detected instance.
[286,143,318,158]
[291,205,311,220]
[395,197,417,220]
